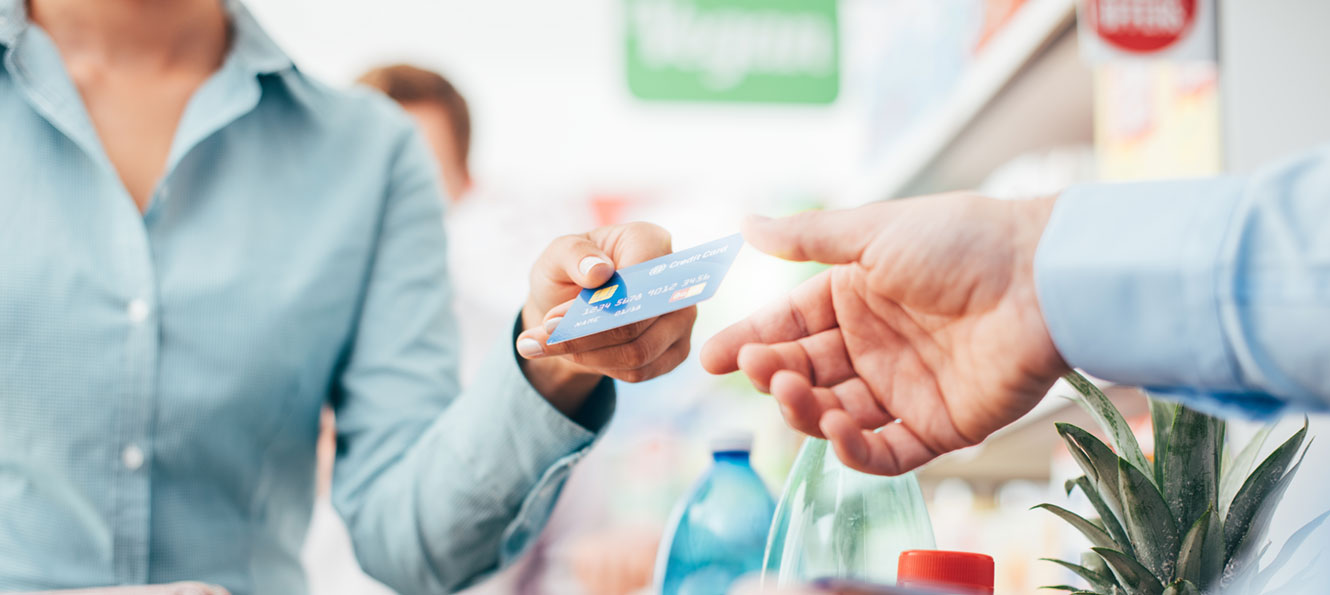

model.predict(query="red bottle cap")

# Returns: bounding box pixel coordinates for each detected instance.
[897,550,995,594]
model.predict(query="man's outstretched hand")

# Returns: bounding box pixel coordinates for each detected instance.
[700,194,1070,476]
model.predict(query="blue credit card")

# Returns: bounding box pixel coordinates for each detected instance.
[547,234,744,345]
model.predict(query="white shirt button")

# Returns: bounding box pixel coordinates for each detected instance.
[127,299,151,323]
[121,444,145,471]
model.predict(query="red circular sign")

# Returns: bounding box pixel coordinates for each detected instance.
[1088,0,1197,53]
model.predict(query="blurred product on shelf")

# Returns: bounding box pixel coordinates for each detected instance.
[764,439,936,588]
[1091,61,1222,181]
[563,526,661,595]
[654,432,776,595]
[739,550,997,595]
[895,550,994,595]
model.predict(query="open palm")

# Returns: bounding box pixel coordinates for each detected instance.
[701,194,1068,475]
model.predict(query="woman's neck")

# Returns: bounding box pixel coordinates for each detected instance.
[27,0,229,72]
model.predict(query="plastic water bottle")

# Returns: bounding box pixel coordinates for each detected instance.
[762,438,936,587]
[655,432,777,595]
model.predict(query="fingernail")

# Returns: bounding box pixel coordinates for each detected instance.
[544,317,563,334]
[745,214,773,224]
[578,256,610,276]
[516,338,544,358]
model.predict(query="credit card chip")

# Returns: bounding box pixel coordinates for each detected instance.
[589,285,619,304]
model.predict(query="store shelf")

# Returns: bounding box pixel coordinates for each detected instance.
[842,0,1090,204]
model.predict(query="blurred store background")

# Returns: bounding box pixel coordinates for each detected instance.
[236,0,1330,593]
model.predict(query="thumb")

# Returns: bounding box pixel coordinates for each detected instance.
[742,207,875,265]
[541,235,617,289]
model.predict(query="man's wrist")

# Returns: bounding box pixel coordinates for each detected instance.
[1012,195,1072,378]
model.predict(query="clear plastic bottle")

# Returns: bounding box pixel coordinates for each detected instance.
[762,438,936,588]
[655,432,777,595]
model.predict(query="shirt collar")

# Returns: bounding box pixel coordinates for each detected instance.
[225,0,293,75]
[0,0,293,75]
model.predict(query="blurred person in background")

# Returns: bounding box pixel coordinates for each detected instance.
[332,64,659,595]
[355,63,595,383]
[358,64,474,205]
[0,0,698,593]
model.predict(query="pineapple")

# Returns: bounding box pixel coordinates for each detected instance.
[1038,372,1318,594]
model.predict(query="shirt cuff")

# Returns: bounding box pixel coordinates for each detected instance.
[445,325,614,502]
[414,327,616,585]
[508,313,616,434]
[1034,177,1261,409]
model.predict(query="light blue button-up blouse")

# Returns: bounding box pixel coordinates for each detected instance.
[0,1,611,593]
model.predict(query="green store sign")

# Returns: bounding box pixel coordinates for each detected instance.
[625,0,840,104]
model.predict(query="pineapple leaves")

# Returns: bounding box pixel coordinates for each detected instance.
[1198,500,1226,589]
[1118,458,1179,583]
[1040,557,1120,593]
[1068,475,1133,556]
[1034,503,1117,550]
[1092,547,1164,595]
[1046,385,1316,595]
[1057,423,1127,525]
[1219,424,1272,517]
[1162,406,1219,532]
[1064,372,1153,482]
[1148,398,1177,487]
[1224,420,1308,561]
[1227,438,1312,579]
[1174,506,1211,586]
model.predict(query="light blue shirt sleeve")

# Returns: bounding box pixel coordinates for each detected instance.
[328,128,614,593]
[1035,145,1330,420]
